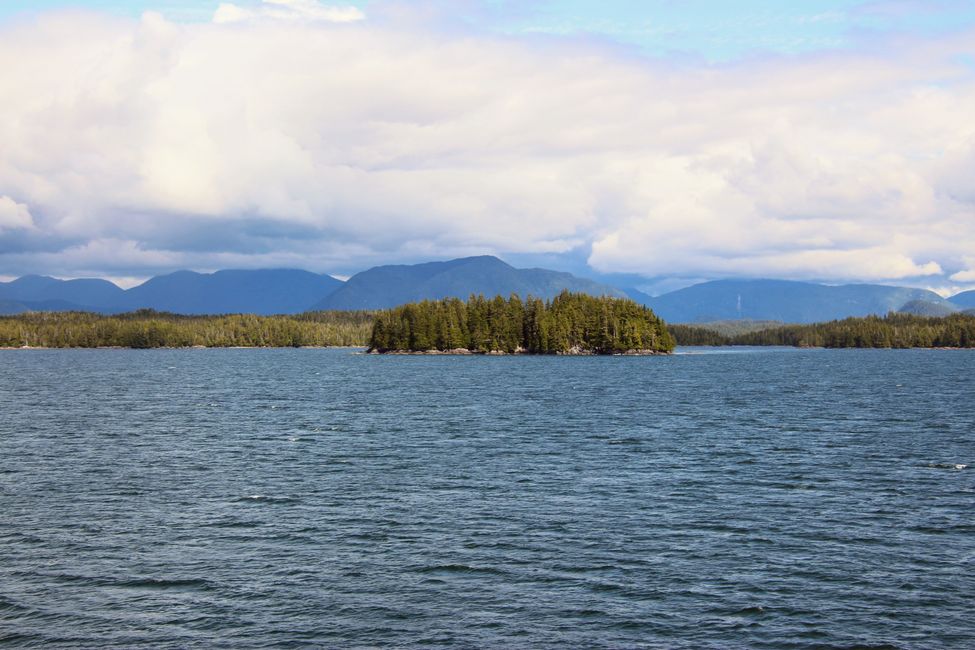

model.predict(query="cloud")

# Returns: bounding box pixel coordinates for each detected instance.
[213,0,365,24]
[950,256,975,283]
[0,5,973,284]
[0,196,34,232]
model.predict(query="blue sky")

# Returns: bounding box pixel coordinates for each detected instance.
[4,1,975,59]
[1,1,974,290]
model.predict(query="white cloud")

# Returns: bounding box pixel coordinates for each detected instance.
[0,6,973,284]
[950,256,975,283]
[0,196,34,231]
[213,0,364,24]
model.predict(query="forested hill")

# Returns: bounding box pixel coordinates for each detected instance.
[672,313,975,348]
[368,292,675,354]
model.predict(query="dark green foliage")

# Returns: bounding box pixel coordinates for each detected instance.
[668,324,731,346]
[0,310,373,348]
[896,299,959,317]
[368,291,675,354]
[730,313,975,348]
[688,320,785,338]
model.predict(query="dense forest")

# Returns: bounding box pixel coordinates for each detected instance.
[369,292,675,354]
[667,324,732,346]
[4,304,974,351]
[673,313,975,348]
[0,310,373,348]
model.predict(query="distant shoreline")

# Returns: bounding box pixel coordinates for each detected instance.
[368,348,670,356]
[0,345,368,351]
[2,345,973,352]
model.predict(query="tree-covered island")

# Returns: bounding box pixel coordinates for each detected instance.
[368,291,676,354]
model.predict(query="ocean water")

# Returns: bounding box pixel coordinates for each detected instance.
[1,347,973,649]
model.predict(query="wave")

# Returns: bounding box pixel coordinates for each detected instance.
[234,495,301,504]
[415,563,508,576]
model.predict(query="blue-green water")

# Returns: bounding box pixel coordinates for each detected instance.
[1,348,973,648]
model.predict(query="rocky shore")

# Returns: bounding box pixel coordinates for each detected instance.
[368,346,670,356]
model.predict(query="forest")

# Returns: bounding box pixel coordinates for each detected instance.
[672,313,975,348]
[4,304,974,351]
[0,310,373,348]
[368,292,675,354]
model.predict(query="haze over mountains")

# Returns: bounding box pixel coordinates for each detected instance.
[2,255,973,323]
[645,280,960,323]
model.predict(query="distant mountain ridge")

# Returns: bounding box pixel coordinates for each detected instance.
[315,256,625,310]
[113,269,343,315]
[0,258,622,315]
[949,290,975,309]
[0,269,343,316]
[2,258,973,323]
[641,279,955,324]
[0,298,93,315]
[0,275,124,309]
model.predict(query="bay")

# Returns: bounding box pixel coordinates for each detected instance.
[1,348,973,648]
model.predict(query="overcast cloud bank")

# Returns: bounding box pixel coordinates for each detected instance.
[0,0,973,290]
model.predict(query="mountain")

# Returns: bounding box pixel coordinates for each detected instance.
[622,287,655,304]
[949,290,975,309]
[114,269,343,315]
[897,299,960,317]
[642,279,952,324]
[0,298,94,315]
[0,275,124,310]
[1,269,343,315]
[3,263,966,322]
[315,256,626,310]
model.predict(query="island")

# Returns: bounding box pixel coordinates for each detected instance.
[368,291,675,354]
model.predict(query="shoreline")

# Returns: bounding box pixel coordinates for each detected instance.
[0,345,368,351]
[3,345,973,352]
[368,348,671,356]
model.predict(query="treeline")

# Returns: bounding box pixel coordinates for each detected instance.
[732,313,975,348]
[0,310,373,348]
[369,292,675,354]
[673,313,975,348]
[667,324,731,346]
[7,305,971,351]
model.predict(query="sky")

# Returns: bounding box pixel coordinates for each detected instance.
[1,0,974,293]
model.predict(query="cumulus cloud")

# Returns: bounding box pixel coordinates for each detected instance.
[0,196,34,232]
[0,4,973,285]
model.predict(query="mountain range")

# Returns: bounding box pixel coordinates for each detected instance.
[2,256,973,323]
[642,279,959,323]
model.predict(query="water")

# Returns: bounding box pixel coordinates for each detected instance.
[1,347,973,648]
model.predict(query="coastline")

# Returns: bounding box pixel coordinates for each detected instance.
[368,348,671,356]
[3,345,973,352]
[0,345,368,351]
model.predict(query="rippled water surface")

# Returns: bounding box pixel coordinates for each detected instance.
[1,347,974,648]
